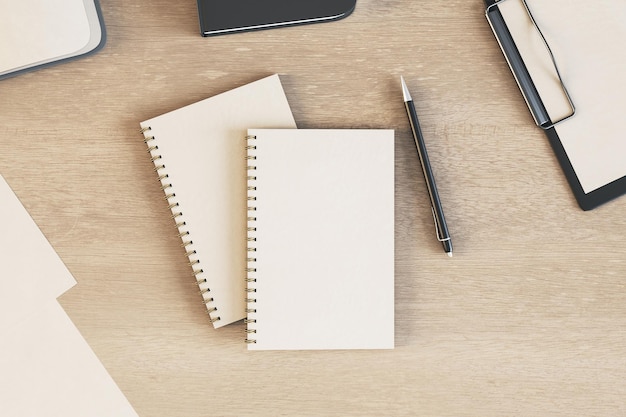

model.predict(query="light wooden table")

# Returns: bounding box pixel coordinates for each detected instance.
[1,1,625,416]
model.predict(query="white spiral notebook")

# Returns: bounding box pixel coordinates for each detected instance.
[140,75,297,328]
[245,129,395,350]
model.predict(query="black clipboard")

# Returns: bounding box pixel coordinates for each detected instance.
[543,128,626,211]
[196,0,356,37]
[484,0,626,210]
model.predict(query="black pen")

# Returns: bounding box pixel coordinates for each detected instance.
[401,76,453,257]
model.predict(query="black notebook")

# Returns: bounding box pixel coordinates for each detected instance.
[196,0,356,36]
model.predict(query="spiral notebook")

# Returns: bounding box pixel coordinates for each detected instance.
[245,129,395,350]
[139,75,297,328]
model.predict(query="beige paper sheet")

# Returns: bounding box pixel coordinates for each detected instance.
[0,174,137,416]
[140,75,297,328]
[0,300,138,417]
[500,0,626,193]
[246,129,395,350]
[0,175,76,331]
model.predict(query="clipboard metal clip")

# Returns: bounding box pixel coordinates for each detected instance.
[486,0,576,130]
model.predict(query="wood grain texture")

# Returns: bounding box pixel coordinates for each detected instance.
[1,1,625,416]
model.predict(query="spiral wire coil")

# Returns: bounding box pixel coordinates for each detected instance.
[140,126,220,324]
[245,134,258,344]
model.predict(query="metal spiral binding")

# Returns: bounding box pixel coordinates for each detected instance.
[140,126,220,324]
[245,134,258,344]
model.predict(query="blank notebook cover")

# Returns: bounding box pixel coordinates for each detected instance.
[140,75,296,328]
[245,129,395,350]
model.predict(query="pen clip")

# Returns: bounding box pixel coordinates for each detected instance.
[431,207,451,243]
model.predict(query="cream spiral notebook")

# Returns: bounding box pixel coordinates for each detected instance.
[139,75,296,328]
[245,129,395,350]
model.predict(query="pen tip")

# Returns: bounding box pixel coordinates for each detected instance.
[447,252,453,258]
[400,76,411,102]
